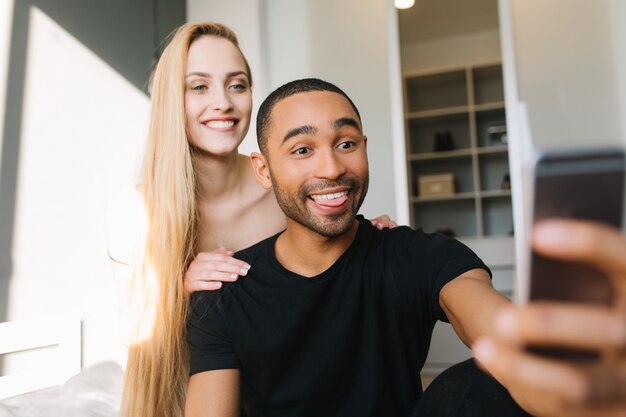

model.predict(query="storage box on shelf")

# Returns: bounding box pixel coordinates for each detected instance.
[403,62,512,239]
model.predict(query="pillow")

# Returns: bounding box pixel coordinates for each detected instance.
[0,361,123,417]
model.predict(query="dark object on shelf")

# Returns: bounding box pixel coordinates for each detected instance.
[487,124,507,144]
[501,173,511,190]
[436,228,456,238]
[433,131,454,152]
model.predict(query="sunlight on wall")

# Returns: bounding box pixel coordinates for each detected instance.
[6,6,149,371]
[0,0,14,168]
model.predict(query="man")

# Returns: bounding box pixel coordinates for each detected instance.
[186,79,626,417]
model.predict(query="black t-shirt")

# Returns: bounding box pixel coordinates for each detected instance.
[188,216,489,417]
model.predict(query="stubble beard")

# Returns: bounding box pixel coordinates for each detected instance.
[270,174,369,238]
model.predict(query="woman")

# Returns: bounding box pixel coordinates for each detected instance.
[108,21,395,417]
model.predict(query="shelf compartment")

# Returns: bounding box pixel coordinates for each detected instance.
[407,113,471,154]
[407,105,470,119]
[405,69,468,113]
[411,191,476,203]
[479,152,510,192]
[408,149,473,161]
[480,190,511,199]
[411,158,475,196]
[481,196,514,237]
[476,145,508,155]
[412,199,478,237]
[475,108,507,147]
[472,64,504,105]
[474,102,505,112]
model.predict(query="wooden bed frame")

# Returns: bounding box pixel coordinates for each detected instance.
[0,316,81,399]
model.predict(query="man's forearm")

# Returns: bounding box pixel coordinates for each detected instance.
[440,268,511,347]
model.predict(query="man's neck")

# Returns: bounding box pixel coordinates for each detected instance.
[274,219,360,278]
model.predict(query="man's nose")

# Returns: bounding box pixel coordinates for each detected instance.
[313,149,347,180]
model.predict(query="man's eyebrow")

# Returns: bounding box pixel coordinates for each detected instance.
[283,125,317,143]
[333,117,361,131]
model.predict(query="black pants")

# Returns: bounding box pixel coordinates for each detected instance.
[411,359,533,417]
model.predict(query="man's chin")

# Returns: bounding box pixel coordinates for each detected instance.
[306,215,356,238]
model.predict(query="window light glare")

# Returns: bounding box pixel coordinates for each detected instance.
[394,0,415,9]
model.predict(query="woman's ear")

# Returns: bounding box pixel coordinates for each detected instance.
[250,152,273,189]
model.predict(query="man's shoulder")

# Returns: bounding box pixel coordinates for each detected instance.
[233,231,280,265]
[358,216,450,249]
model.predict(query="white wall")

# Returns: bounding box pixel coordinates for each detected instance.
[401,29,501,73]
[612,0,626,147]
[508,0,621,150]
[0,0,12,169]
[499,0,626,300]
[3,6,148,370]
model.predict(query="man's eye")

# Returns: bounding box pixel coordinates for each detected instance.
[293,147,310,155]
[338,141,355,150]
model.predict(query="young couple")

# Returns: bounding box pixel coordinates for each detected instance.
[109,21,626,417]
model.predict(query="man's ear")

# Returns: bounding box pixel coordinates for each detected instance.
[250,152,273,189]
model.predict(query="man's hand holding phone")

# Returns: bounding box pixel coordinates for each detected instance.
[473,219,626,417]
[471,148,626,417]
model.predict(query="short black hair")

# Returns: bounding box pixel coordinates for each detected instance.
[256,78,361,155]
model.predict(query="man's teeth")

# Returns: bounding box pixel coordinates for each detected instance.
[310,191,348,201]
[205,120,235,129]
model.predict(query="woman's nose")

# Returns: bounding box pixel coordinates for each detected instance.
[210,88,233,111]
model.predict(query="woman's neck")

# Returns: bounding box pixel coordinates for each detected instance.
[193,150,247,203]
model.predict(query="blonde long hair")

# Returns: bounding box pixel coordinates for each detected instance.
[121,22,252,417]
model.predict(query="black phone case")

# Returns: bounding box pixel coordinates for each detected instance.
[528,148,625,361]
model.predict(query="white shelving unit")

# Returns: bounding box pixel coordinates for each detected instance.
[403,61,513,238]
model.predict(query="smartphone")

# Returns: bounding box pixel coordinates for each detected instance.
[525,148,625,360]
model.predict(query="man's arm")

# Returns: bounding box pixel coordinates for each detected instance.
[439,267,511,347]
[185,369,241,417]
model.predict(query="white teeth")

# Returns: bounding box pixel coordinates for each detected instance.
[310,191,348,201]
[205,120,235,129]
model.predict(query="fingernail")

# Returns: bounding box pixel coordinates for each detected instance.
[230,274,238,279]
[473,339,497,364]
[240,268,248,275]
[213,282,223,289]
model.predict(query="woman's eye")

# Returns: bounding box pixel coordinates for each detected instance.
[191,84,207,92]
[229,83,248,91]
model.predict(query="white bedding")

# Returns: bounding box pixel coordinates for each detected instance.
[0,361,123,417]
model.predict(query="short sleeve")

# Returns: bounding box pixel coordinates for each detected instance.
[428,238,491,322]
[187,292,241,376]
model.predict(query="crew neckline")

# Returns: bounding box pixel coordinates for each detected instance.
[267,215,369,283]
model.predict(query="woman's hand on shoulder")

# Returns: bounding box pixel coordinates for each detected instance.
[184,248,251,294]
[370,214,399,230]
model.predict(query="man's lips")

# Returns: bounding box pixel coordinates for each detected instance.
[308,190,349,208]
